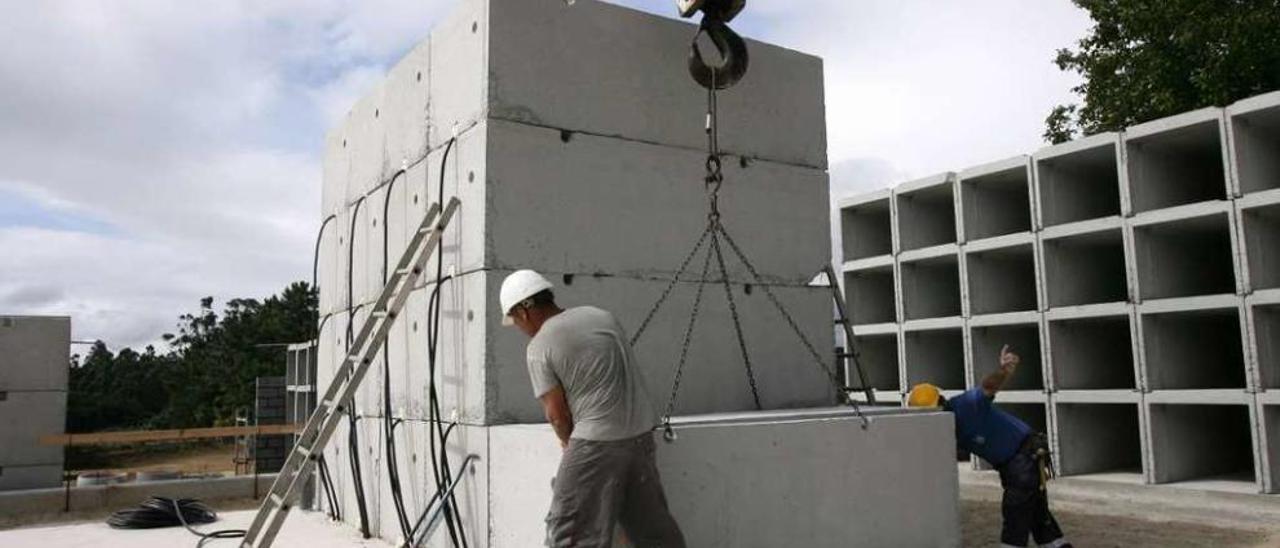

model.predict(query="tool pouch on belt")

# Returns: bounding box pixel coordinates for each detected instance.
[1028,432,1054,490]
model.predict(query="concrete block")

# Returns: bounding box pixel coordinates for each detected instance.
[1046,308,1138,391]
[344,82,390,206]
[427,0,486,149]
[1248,291,1280,395]
[1138,298,1248,390]
[963,237,1038,315]
[487,409,960,548]
[1226,90,1280,197]
[1055,402,1144,477]
[1259,398,1280,493]
[894,173,958,252]
[0,316,70,391]
[851,332,901,393]
[1125,108,1231,213]
[957,156,1034,242]
[843,264,896,325]
[903,324,966,391]
[382,41,432,172]
[0,391,65,471]
[483,119,829,285]
[1238,192,1280,293]
[0,464,63,492]
[1039,220,1130,308]
[1147,403,1257,486]
[967,315,1045,392]
[899,251,962,321]
[838,189,893,261]
[486,0,827,169]
[1033,132,1125,228]
[1130,203,1240,301]
[483,271,838,424]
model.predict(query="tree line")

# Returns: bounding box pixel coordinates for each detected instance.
[67,282,316,433]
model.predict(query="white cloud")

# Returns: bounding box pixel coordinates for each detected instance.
[0,0,1093,347]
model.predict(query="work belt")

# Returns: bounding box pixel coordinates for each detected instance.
[1019,432,1055,490]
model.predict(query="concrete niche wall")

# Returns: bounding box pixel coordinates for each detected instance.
[840,89,1280,493]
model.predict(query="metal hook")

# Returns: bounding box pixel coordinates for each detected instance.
[688,19,749,90]
[662,422,678,443]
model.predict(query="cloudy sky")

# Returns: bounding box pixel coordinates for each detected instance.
[0,0,1091,349]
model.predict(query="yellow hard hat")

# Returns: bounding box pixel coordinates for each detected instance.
[907,383,942,407]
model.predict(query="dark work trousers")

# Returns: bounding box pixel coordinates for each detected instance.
[546,432,686,548]
[995,434,1069,548]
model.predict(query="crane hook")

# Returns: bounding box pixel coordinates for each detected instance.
[688,17,749,90]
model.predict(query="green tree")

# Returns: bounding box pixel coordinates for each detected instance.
[66,281,317,432]
[1046,0,1280,143]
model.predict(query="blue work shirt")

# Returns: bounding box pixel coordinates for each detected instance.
[948,387,1031,466]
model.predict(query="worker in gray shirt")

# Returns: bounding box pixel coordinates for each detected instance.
[500,269,686,548]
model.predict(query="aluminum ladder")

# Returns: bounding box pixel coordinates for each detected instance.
[824,264,876,404]
[240,197,460,548]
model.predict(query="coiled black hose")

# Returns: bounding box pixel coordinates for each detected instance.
[108,497,243,548]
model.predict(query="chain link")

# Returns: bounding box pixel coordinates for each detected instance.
[661,239,716,439]
[709,228,763,410]
[716,224,869,428]
[629,224,713,348]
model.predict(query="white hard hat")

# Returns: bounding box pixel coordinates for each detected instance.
[499,269,554,325]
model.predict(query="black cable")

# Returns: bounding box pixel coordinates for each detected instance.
[309,213,343,522]
[425,138,469,548]
[346,196,373,539]
[108,497,244,548]
[380,169,415,542]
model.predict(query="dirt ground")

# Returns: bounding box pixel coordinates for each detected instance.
[72,442,241,475]
[961,498,1276,547]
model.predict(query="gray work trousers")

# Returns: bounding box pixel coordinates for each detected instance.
[546,432,686,548]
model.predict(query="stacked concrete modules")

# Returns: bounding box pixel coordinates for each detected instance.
[315,0,960,545]
[838,90,1280,494]
[0,316,69,491]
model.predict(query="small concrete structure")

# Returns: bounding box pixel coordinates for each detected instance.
[310,0,962,545]
[838,89,1280,495]
[0,315,70,491]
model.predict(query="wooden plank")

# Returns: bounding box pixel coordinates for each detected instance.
[39,424,302,446]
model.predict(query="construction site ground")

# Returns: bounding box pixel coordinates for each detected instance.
[960,466,1280,547]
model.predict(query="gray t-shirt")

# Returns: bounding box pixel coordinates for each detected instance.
[526,306,658,441]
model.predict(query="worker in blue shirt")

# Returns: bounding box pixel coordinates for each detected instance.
[908,345,1071,548]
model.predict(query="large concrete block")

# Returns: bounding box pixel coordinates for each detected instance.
[1032,133,1124,229]
[0,391,65,467]
[1054,402,1143,477]
[486,0,827,169]
[1147,403,1257,486]
[483,119,830,284]
[1226,90,1280,197]
[1124,107,1231,214]
[0,316,70,391]
[487,409,960,548]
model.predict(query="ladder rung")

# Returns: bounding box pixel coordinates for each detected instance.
[836,352,856,359]
[834,318,849,325]
[270,493,286,506]
[371,310,395,319]
[395,266,420,276]
[297,446,312,458]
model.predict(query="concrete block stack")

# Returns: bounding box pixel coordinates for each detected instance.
[312,0,960,545]
[0,316,69,491]
[838,89,1280,494]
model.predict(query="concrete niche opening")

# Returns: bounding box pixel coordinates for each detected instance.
[961,166,1032,240]
[969,324,1043,391]
[1042,229,1129,307]
[1150,404,1255,485]
[966,244,1038,315]
[1231,99,1280,195]
[1134,213,1236,300]
[1036,144,1121,227]
[903,328,965,390]
[900,255,961,320]
[851,333,900,392]
[1127,119,1228,212]
[1242,203,1280,291]
[1049,316,1136,390]
[845,267,896,324]
[841,197,893,260]
[1142,307,1246,390]
[1255,304,1280,389]
[1056,403,1143,476]
[896,183,956,251]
